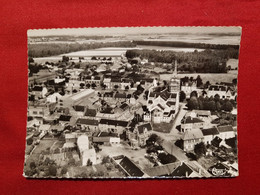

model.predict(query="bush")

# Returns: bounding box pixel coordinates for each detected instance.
[61,167,68,175]
[27,138,33,145]
[158,153,177,164]
[30,162,36,170]
[48,165,57,176]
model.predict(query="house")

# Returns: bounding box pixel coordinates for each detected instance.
[201,127,219,145]
[92,132,120,146]
[77,135,97,165]
[38,124,51,133]
[58,115,72,126]
[121,78,133,90]
[110,77,121,89]
[217,125,236,140]
[182,129,204,151]
[171,162,202,178]
[31,86,48,99]
[207,85,236,100]
[46,92,62,103]
[181,80,198,98]
[114,93,127,101]
[85,76,101,87]
[119,156,145,177]
[99,119,128,135]
[193,110,211,119]
[128,123,153,147]
[76,118,99,132]
[181,116,204,132]
[27,104,48,118]
[103,78,111,89]
[103,91,114,100]
[73,105,86,117]
[84,108,97,119]
[63,133,77,150]
[144,162,181,177]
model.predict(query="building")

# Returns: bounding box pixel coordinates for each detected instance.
[144,61,180,124]
[128,123,153,147]
[31,86,48,99]
[85,76,101,87]
[181,116,204,132]
[182,129,204,151]
[201,127,219,144]
[207,85,236,100]
[171,162,202,178]
[92,132,120,146]
[217,125,236,140]
[76,118,99,132]
[77,135,97,165]
[181,80,198,98]
[99,119,128,135]
[118,156,145,177]
[46,92,62,103]
[62,89,95,107]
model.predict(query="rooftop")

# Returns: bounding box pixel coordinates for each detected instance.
[119,156,144,177]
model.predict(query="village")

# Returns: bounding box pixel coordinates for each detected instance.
[24,46,238,178]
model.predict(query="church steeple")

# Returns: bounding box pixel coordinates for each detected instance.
[169,60,180,93]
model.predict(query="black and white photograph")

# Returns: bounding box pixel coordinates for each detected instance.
[24,26,241,178]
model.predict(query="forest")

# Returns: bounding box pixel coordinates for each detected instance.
[133,40,239,50]
[126,48,239,73]
[28,41,136,57]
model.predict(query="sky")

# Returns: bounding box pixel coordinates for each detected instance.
[28,26,242,37]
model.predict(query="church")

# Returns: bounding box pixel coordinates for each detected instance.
[144,61,180,123]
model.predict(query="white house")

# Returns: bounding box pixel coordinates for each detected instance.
[77,135,97,165]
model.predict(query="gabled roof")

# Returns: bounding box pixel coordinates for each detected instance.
[182,116,204,124]
[76,118,99,126]
[59,115,72,122]
[171,163,194,177]
[84,108,97,117]
[202,127,219,136]
[218,125,234,133]
[73,105,85,112]
[32,86,43,92]
[100,119,128,127]
[119,156,144,177]
[137,123,152,134]
[193,110,211,116]
[115,93,126,99]
[166,101,176,107]
[144,162,180,177]
[183,129,204,140]
[225,137,237,148]
[120,103,129,110]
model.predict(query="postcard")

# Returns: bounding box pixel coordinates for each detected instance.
[24,26,241,178]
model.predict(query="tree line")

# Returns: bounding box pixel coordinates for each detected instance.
[28,41,136,57]
[126,48,239,73]
[133,40,239,50]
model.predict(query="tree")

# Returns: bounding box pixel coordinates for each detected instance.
[190,91,198,98]
[30,162,36,170]
[125,85,129,91]
[28,57,34,63]
[223,101,233,112]
[196,75,203,87]
[86,83,91,89]
[48,165,57,176]
[158,153,177,164]
[62,56,69,62]
[114,85,119,91]
[91,83,97,89]
[87,159,93,166]
[179,91,186,102]
[91,56,97,60]
[187,96,199,110]
[80,83,85,89]
[232,78,237,86]
[61,167,68,175]
[27,138,33,145]
[194,142,207,157]
[72,89,78,93]
[102,156,110,164]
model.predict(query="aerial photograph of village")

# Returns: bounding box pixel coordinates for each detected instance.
[24,27,241,178]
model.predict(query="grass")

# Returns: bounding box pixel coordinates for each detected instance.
[152,122,174,133]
